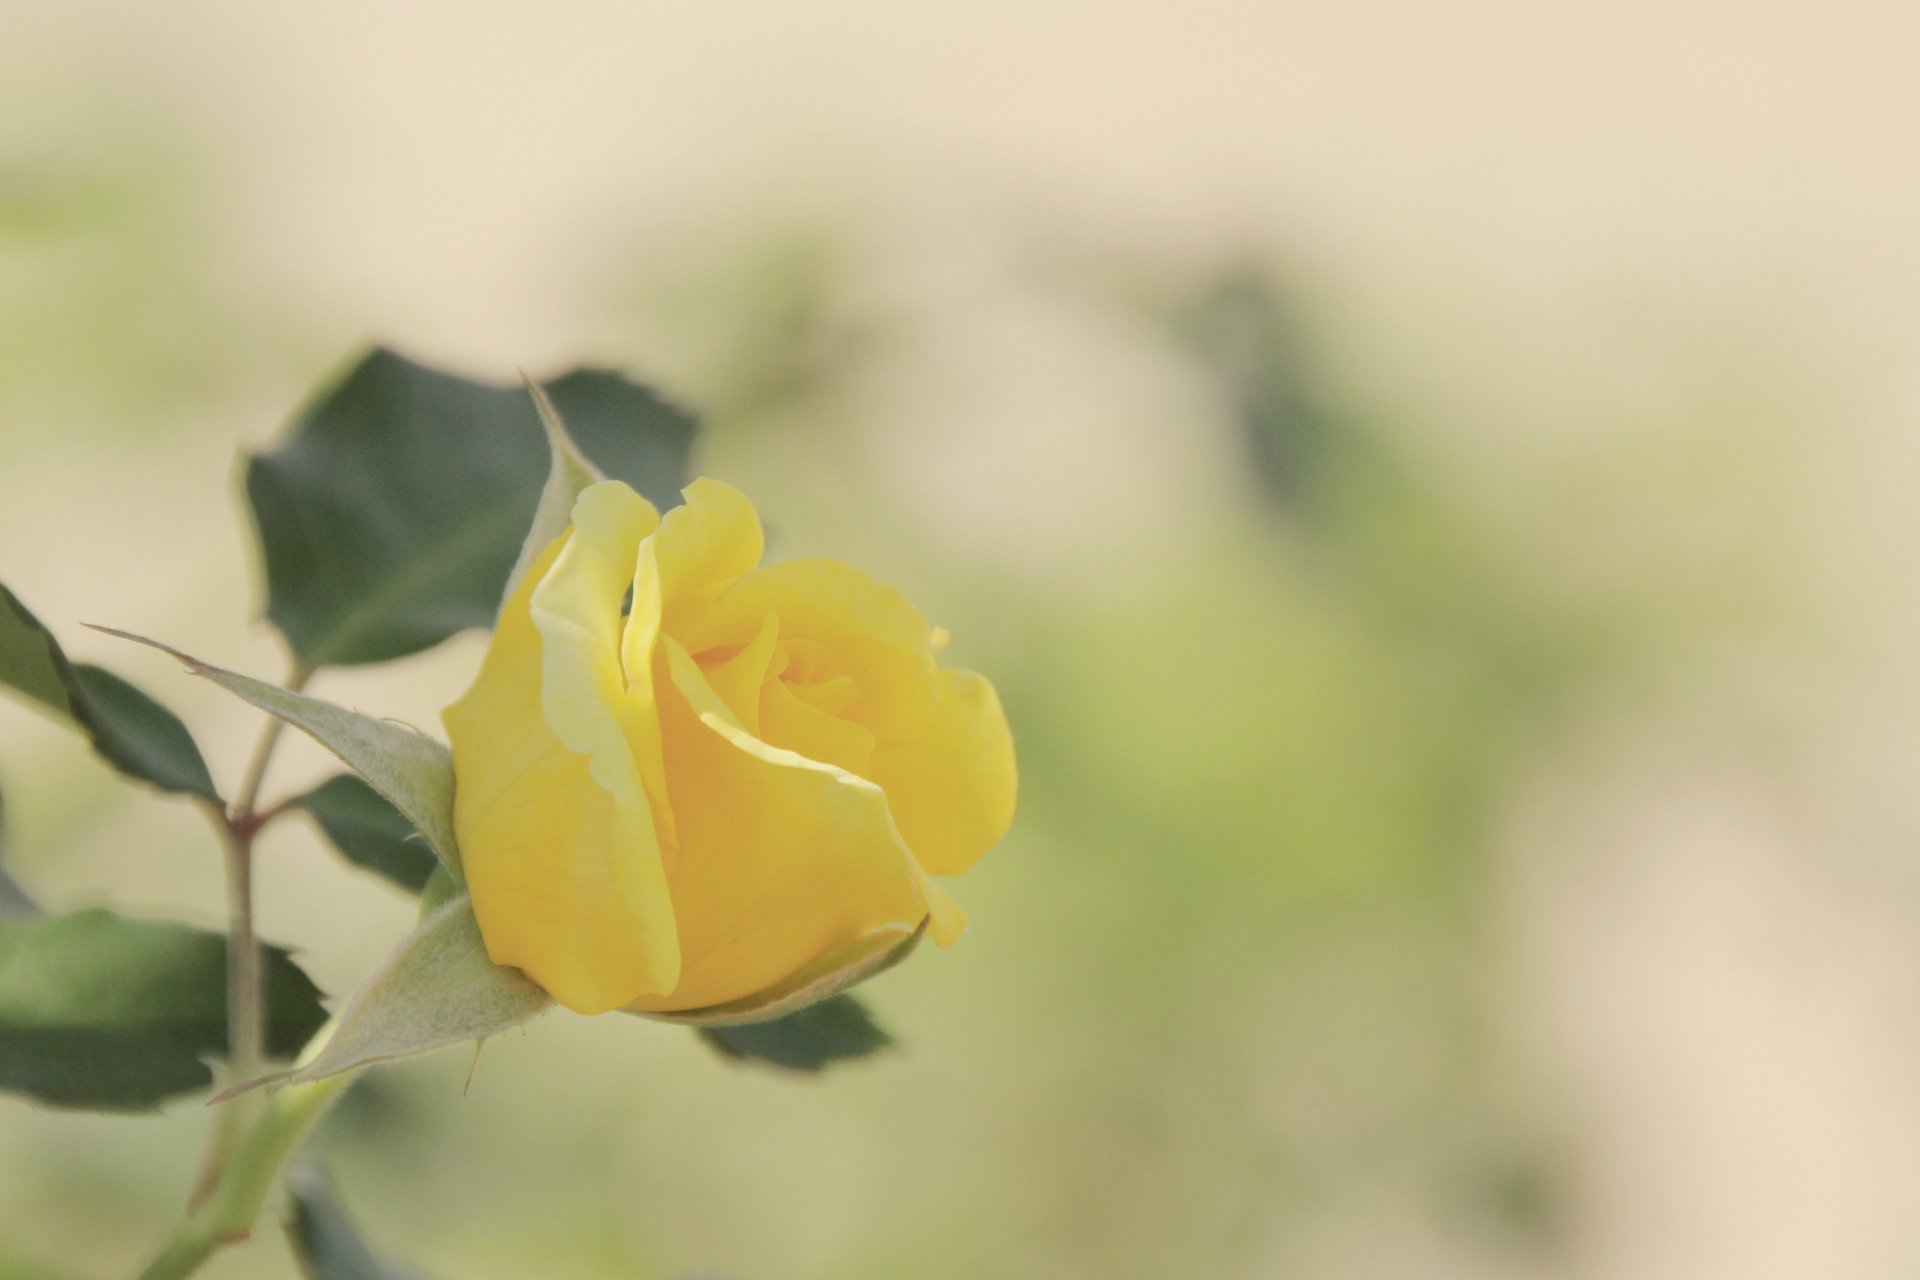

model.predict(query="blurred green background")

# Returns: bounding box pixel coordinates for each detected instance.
[5,2,1920,1277]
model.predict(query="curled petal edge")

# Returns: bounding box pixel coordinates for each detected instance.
[629,918,927,1027]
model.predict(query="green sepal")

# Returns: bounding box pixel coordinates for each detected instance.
[415,866,458,920]
[263,896,549,1091]
[92,630,462,885]
[502,376,604,604]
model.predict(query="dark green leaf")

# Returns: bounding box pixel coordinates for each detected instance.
[0,781,39,918]
[0,585,69,714]
[68,664,220,799]
[0,865,32,920]
[0,585,218,800]
[696,994,893,1073]
[246,348,697,669]
[0,909,328,1110]
[285,1165,433,1280]
[291,775,435,894]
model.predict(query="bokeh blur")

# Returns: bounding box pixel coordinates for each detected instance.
[5,3,1920,1278]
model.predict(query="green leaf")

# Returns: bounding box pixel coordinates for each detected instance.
[291,775,435,895]
[0,781,38,919]
[246,348,697,670]
[285,1165,433,1280]
[0,585,68,714]
[696,995,894,1074]
[0,584,218,800]
[0,909,328,1110]
[93,630,461,884]
[636,919,924,1028]
[281,896,549,1088]
[0,864,30,920]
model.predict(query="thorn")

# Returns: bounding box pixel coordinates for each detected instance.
[208,1070,290,1105]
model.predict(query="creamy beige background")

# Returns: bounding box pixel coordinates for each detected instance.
[3,3,1919,1278]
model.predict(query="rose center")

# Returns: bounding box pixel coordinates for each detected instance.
[769,638,860,716]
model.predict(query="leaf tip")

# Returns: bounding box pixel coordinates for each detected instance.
[522,374,603,479]
[82,624,200,670]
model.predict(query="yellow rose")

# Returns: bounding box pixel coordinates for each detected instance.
[442,477,1016,1017]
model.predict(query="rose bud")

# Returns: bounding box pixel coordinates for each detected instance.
[443,478,1015,1018]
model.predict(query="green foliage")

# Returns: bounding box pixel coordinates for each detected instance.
[98,630,464,884]
[292,775,435,895]
[0,783,37,919]
[1164,267,1399,523]
[285,1165,432,1280]
[245,348,696,670]
[283,897,549,1089]
[0,587,69,712]
[0,584,217,800]
[0,909,327,1110]
[0,863,35,921]
[697,995,893,1073]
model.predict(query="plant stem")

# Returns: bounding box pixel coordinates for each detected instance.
[144,656,337,1280]
[185,665,312,1209]
[224,670,309,1082]
[135,1071,356,1280]
[222,815,263,1092]
[229,667,309,823]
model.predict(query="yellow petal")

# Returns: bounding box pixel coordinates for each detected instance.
[869,668,1017,878]
[444,524,675,1014]
[633,920,926,1025]
[759,676,876,777]
[698,611,780,735]
[686,559,940,745]
[624,638,935,1012]
[916,872,969,946]
[649,476,766,643]
[620,478,766,839]
[618,538,676,851]
[524,483,679,1005]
